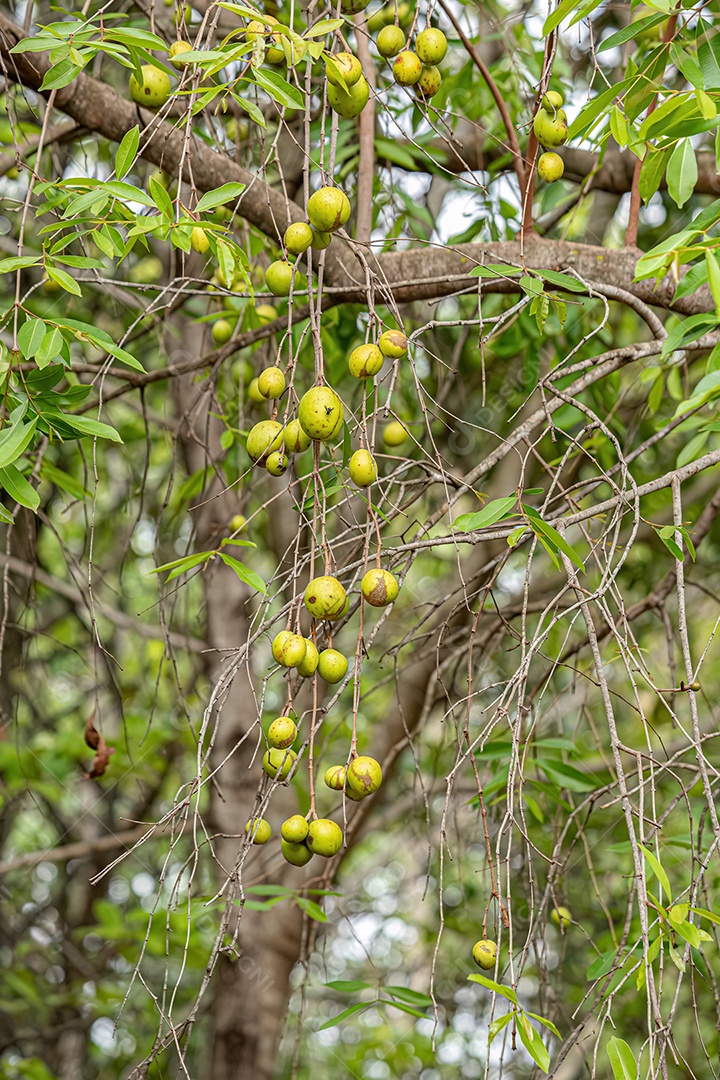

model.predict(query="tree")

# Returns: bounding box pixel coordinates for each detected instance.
[1,0,720,1076]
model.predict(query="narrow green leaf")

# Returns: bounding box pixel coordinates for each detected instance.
[296,896,327,922]
[317,1001,372,1030]
[0,464,39,512]
[0,256,41,273]
[517,1013,550,1073]
[115,126,140,180]
[324,980,371,993]
[640,844,672,900]
[0,418,38,470]
[467,974,518,1005]
[666,139,698,209]
[17,319,47,359]
[607,1036,636,1080]
[454,496,517,532]
[195,183,246,213]
[377,998,429,1019]
[35,328,64,369]
[218,552,266,593]
[151,551,214,575]
[46,266,82,296]
[488,1011,514,1043]
[381,986,433,1007]
[706,251,720,316]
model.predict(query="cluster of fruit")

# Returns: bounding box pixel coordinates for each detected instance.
[533,91,569,184]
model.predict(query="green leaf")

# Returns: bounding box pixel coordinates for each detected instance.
[0,256,41,273]
[536,759,597,793]
[39,460,91,500]
[607,1036,636,1080]
[535,269,587,294]
[195,183,246,213]
[543,0,602,35]
[598,13,666,51]
[522,504,584,571]
[0,418,38,470]
[149,174,174,220]
[640,844,672,900]
[454,496,517,532]
[488,1011,514,1043]
[296,896,327,922]
[305,18,344,37]
[151,551,214,578]
[317,1001,372,1030]
[706,252,720,316]
[381,986,433,1007]
[467,974,518,1005]
[0,464,40,512]
[666,140,698,209]
[690,906,720,925]
[324,980,371,993]
[35,328,64,369]
[46,266,82,296]
[525,1011,561,1039]
[517,1013,550,1073]
[18,319,47,359]
[377,997,429,1019]
[115,126,139,180]
[638,146,670,205]
[253,67,304,109]
[40,57,83,91]
[217,552,266,592]
[586,949,619,980]
[49,413,122,443]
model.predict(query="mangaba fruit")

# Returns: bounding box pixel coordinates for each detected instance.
[307,187,352,232]
[348,449,377,487]
[324,765,347,790]
[393,50,423,85]
[284,419,312,454]
[378,329,408,358]
[304,576,347,620]
[376,24,405,57]
[281,838,313,865]
[348,343,384,378]
[347,756,382,797]
[267,715,297,748]
[245,818,272,844]
[297,639,319,677]
[551,906,572,929]
[328,76,370,118]
[298,386,344,441]
[247,420,283,463]
[307,818,343,857]
[538,151,564,182]
[281,815,309,843]
[317,649,349,682]
[262,747,296,779]
[284,221,314,255]
[129,65,172,108]
[362,568,399,607]
[533,107,568,148]
[327,52,363,87]
[258,366,286,399]
[416,27,447,64]
[472,939,497,970]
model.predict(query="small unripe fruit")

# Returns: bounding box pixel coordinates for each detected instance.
[212,318,234,345]
[378,329,408,358]
[376,24,405,57]
[551,906,572,930]
[284,419,312,454]
[348,343,384,378]
[230,514,246,531]
[383,421,409,447]
[304,576,347,620]
[307,187,352,233]
[297,639,319,677]
[255,303,278,324]
[129,65,172,108]
[271,632,292,663]
[393,50,423,86]
[324,765,347,790]
[317,649,349,683]
[284,221,314,255]
[281,815,309,843]
[268,716,297,748]
[348,449,378,487]
[265,260,295,296]
[169,40,193,67]
[274,632,307,668]
[298,386,344,441]
[262,747,297,779]
[281,838,314,865]
[190,226,210,254]
[347,755,382,797]
[174,3,191,27]
[247,420,283,462]
[328,75,370,118]
[258,366,286,399]
[472,939,497,970]
[266,450,289,476]
[248,378,265,404]
[307,818,343,857]
[538,151,564,182]
[245,817,272,844]
[149,167,172,189]
[533,108,568,148]
[416,27,447,64]
[311,229,332,250]
[542,90,564,111]
[416,65,441,98]
[362,568,399,607]
[327,51,363,87]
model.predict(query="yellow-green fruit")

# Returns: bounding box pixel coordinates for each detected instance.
[307,187,352,233]
[230,514,246,531]
[149,168,172,189]
[265,260,295,296]
[263,747,297,779]
[341,0,371,13]
[551,906,572,929]
[317,649,349,683]
[129,256,163,284]
[542,90,564,111]
[533,108,568,148]
[275,632,307,668]
[378,329,408,358]
[266,450,289,476]
[393,50,422,86]
[348,343,384,379]
[281,838,313,865]
[297,639,319,677]
[324,765,347,790]
[247,420,284,462]
[472,939,498,970]
[129,65,172,108]
[538,151,564,183]
[304,576,347,620]
[284,419,312,454]
[376,24,405,57]
[271,630,292,662]
[298,386,344,441]
[190,226,210,254]
[174,3,192,27]
[362,568,399,607]
[245,817,272,844]
[327,51,363,87]
[212,318,234,345]
[327,75,370,119]
[248,378,265,404]
[281,815,309,843]
[268,715,297,749]
[383,420,409,447]
[347,755,382,797]
[255,303,278,324]
[169,40,193,67]
[307,818,343,857]
[258,366,286,399]
[416,65,441,98]
[348,449,377,487]
[284,221,314,255]
[416,27,447,64]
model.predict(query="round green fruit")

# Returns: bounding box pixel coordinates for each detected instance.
[304,576,347,620]
[347,755,382,797]
[129,256,163,284]
[281,815,309,843]
[281,838,314,865]
[307,818,343,857]
[169,40,193,67]
[255,303,278,324]
[542,90,564,111]
[258,365,286,399]
[230,514,246,532]
[348,449,377,487]
[297,639,319,677]
[376,24,405,57]
[149,168,172,189]
[268,715,298,749]
[266,450,289,476]
[324,765,347,790]
[284,419,312,454]
[271,630,292,663]
[129,65,172,108]
[393,50,422,86]
[248,378,265,405]
[265,260,295,297]
[328,75,370,119]
[307,187,351,233]
[284,221,314,255]
[273,632,307,668]
[174,4,192,27]
[416,64,441,98]
[298,386,344,441]
[472,939,497,970]
[311,229,332,250]
[383,420,409,447]
[348,343,384,378]
[247,420,284,462]
[551,906,572,929]
[341,0,371,11]
[190,226,210,254]
[262,747,297,779]
[538,151,564,183]
[212,318,234,345]
[378,329,408,358]
[317,649,349,683]
[533,107,568,148]
[361,568,399,607]
[327,51,363,87]
[416,27,447,65]
[245,817,272,844]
